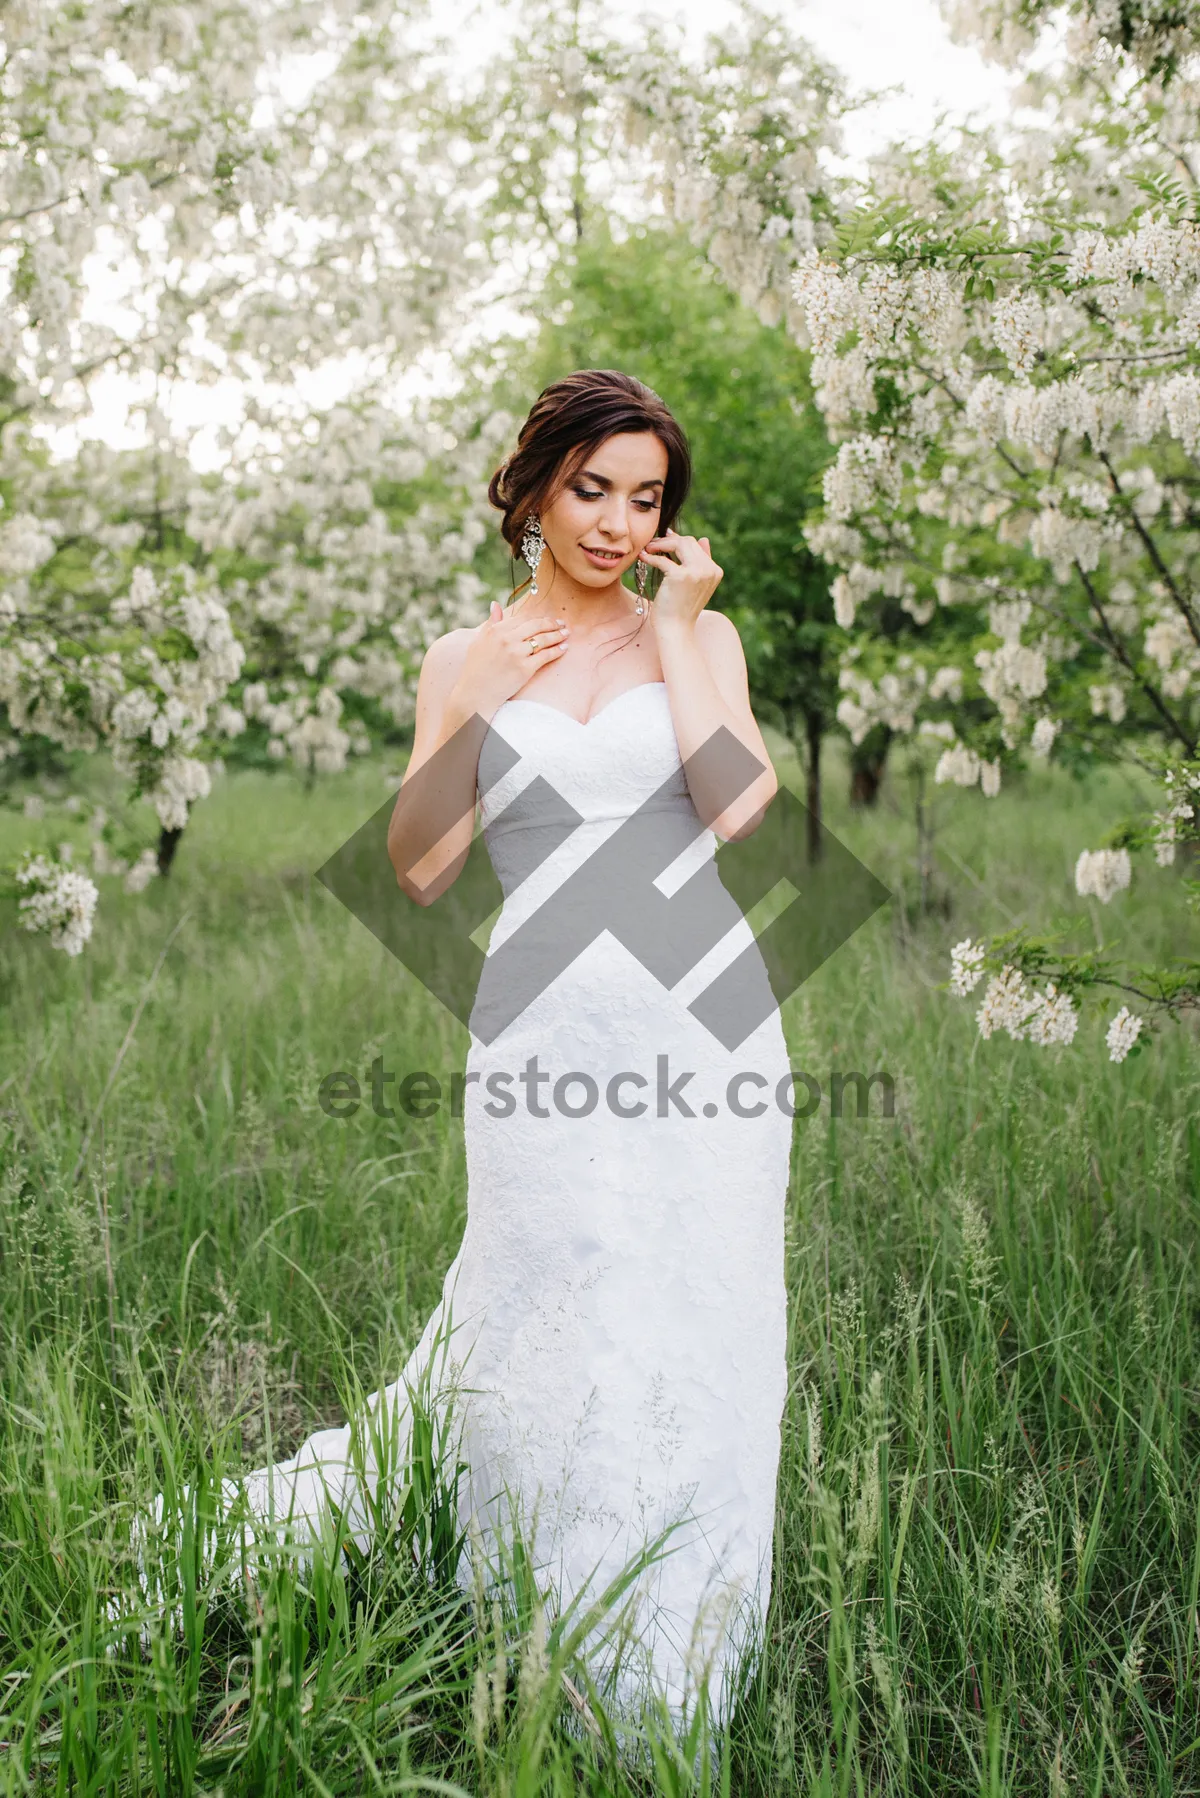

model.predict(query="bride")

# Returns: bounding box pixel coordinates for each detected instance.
[231,368,793,1733]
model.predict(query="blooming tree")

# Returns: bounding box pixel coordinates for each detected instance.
[0,0,498,947]
[1,0,474,437]
[1,398,509,917]
[188,400,512,784]
[622,4,844,334]
[778,11,1200,1059]
[941,0,1196,81]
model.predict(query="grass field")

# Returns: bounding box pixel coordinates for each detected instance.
[1,733,1197,1795]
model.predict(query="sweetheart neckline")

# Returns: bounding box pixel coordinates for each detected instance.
[495,681,668,730]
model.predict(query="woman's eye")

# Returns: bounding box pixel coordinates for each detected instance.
[572,488,658,510]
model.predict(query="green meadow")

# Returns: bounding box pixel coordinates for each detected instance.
[1,736,1197,1795]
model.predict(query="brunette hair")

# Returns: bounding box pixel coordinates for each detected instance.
[488,369,691,599]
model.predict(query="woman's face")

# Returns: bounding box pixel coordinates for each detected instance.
[538,430,669,593]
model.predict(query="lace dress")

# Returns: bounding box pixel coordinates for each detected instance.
[237,681,793,1723]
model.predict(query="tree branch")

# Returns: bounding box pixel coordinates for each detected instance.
[1097,447,1200,651]
[1075,559,1197,754]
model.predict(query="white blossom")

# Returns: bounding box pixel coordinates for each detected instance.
[1023,982,1079,1046]
[976,965,1040,1039]
[935,742,982,786]
[1088,683,1127,723]
[950,937,987,995]
[992,292,1046,375]
[152,757,213,832]
[1106,1006,1144,1062]
[929,665,965,702]
[123,849,160,895]
[15,853,99,955]
[1074,847,1132,903]
[0,515,55,578]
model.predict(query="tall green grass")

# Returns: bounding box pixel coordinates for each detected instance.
[0,739,1197,1794]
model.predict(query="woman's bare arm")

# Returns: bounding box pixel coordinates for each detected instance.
[657,609,778,841]
[387,632,481,906]
[640,528,778,842]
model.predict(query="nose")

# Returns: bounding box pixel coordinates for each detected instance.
[596,497,631,542]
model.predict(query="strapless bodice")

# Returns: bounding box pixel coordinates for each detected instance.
[468,681,778,1054]
[475,682,718,923]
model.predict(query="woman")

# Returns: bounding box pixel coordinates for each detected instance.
[238,369,792,1730]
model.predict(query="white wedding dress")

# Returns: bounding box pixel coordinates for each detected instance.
[236,681,793,1725]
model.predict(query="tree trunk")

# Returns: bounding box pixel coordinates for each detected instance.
[850,726,892,807]
[850,755,887,806]
[803,711,822,862]
[156,825,183,876]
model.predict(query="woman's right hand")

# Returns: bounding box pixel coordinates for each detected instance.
[448,600,570,719]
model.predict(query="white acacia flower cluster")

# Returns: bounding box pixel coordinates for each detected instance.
[951,938,1149,1060]
[974,638,1049,748]
[835,655,933,744]
[1143,603,1200,700]
[1089,683,1127,724]
[244,682,363,778]
[975,965,1080,1047]
[934,744,1003,795]
[1074,847,1132,904]
[14,853,99,956]
[950,937,987,995]
[1106,1005,1144,1062]
[149,757,214,834]
[0,514,56,583]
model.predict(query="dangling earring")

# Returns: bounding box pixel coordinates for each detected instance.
[634,558,648,615]
[520,514,544,597]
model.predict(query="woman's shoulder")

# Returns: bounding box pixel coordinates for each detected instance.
[419,624,479,680]
[693,607,747,664]
[651,608,742,651]
[427,622,483,653]
[695,608,741,643]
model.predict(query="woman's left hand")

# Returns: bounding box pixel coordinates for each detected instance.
[639,528,723,629]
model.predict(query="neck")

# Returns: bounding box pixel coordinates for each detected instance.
[520,558,638,636]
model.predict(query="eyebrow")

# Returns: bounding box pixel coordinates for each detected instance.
[577,468,665,491]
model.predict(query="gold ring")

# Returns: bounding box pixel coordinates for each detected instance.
[529,636,541,653]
